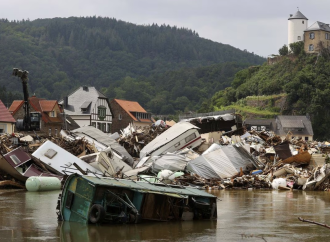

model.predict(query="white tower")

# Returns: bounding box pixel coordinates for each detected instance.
[288,10,308,47]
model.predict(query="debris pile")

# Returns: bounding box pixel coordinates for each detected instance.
[117,123,170,157]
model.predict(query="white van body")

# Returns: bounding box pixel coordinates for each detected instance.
[140,122,202,158]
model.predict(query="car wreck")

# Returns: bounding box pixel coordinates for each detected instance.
[57,173,217,224]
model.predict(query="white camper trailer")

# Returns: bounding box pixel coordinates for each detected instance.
[140,122,202,158]
[32,140,101,176]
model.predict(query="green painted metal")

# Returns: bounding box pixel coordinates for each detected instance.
[59,174,217,224]
[82,175,216,198]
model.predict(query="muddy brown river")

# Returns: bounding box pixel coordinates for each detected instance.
[0,189,330,241]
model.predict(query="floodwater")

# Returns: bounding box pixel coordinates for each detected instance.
[0,189,330,242]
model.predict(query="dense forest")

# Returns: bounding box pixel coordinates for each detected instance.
[202,45,330,139]
[0,16,264,112]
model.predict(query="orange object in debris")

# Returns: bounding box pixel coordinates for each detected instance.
[282,151,311,164]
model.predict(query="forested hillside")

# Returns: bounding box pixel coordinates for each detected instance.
[203,52,330,140]
[0,17,264,112]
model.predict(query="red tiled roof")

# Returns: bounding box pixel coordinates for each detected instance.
[40,100,57,112]
[9,100,24,114]
[0,100,16,123]
[139,118,153,123]
[9,96,61,124]
[114,99,147,121]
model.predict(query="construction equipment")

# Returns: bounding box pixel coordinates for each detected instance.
[12,68,41,131]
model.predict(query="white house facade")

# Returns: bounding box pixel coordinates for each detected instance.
[59,86,112,133]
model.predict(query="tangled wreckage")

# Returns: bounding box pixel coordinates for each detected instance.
[1,110,330,224]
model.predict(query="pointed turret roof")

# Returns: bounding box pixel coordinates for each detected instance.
[288,10,308,20]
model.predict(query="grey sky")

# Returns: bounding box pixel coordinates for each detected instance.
[1,0,329,57]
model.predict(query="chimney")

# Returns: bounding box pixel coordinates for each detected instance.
[64,96,68,108]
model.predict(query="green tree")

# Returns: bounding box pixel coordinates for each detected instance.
[278,44,288,56]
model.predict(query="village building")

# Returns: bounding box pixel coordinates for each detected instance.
[110,99,154,133]
[288,10,330,53]
[243,119,275,132]
[274,115,314,141]
[0,100,16,134]
[8,96,62,136]
[244,115,313,141]
[59,86,112,133]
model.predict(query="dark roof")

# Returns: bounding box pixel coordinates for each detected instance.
[305,21,330,32]
[59,113,80,130]
[244,119,275,126]
[0,100,16,123]
[275,115,313,136]
[288,10,308,20]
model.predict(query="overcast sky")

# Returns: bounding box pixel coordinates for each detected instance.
[1,0,330,57]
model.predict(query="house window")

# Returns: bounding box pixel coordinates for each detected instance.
[98,106,106,121]
[0,128,3,134]
[107,123,111,132]
[326,33,330,40]
[92,122,96,127]
[118,114,122,120]
[302,21,304,24]
[305,137,309,141]
[48,128,52,136]
[309,44,314,51]
[102,123,106,132]
[310,32,315,39]
[50,111,56,117]
[297,36,301,40]
[55,128,58,137]
[97,123,101,130]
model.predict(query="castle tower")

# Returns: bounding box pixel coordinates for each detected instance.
[288,10,308,47]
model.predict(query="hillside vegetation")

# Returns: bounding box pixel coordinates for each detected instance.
[0,17,264,112]
[204,53,330,140]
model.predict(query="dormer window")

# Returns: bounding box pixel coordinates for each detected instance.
[49,111,56,117]
[310,32,315,39]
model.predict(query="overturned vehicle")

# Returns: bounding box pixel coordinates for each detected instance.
[57,173,217,224]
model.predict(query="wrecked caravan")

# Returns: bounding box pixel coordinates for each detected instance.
[79,150,132,176]
[32,140,101,176]
[57,173,217,224]
[140,122,202,158]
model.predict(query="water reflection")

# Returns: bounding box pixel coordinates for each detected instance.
[59,220,217,242]
[1,189,330,241]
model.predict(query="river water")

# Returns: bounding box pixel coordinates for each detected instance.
[0,189,330,242]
